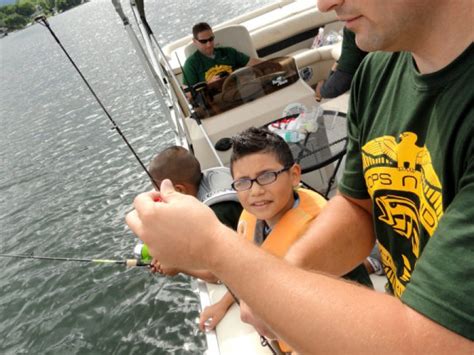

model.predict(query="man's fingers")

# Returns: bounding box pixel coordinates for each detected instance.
[132,191,160,220]
[159,179,176,201]
[126,209,144,238]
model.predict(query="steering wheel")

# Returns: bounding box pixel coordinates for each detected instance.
[221,67,264,103]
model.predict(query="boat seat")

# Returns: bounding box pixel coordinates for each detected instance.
[183,24,258,59]
[291,42,341,68]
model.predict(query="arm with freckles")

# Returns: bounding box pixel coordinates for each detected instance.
[126,181,472,354]
[285,192,376,275]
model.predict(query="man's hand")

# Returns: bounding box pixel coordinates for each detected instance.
[207,75,221,83]
[150,258,180,276]
[315,79,325,102]
[126,179,226,270]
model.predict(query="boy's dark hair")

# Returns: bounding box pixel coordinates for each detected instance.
[192,22,212,39]
[230,127,295,174]
[149,146,202,189]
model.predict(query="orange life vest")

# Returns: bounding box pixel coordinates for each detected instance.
[238,188,326,256]
[237,188,327,353]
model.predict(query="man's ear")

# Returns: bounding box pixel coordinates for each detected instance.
[174,183,188,194]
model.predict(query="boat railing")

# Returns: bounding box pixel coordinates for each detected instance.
[128,0,191,144]
[111,0,190,148]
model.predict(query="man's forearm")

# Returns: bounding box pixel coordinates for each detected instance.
[127,187,471,353]
[185,269,219,283]
[286,194,375,275]
[208,232,471,353]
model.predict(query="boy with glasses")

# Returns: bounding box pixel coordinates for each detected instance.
[199,127,371,353]
[182,22,260,87]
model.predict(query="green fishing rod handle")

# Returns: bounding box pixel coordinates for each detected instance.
[132,195,162,264]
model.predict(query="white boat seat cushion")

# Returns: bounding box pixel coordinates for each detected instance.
[292,41,342,68]
[184,25,258,59]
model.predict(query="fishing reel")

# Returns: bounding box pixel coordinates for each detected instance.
[133,243,152,263]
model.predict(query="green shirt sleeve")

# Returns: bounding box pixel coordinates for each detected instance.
[337,27,368,75]
[337,55,371,199]
[182,51,201,87]
[227,47,250,68]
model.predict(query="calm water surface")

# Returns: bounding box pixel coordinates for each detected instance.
[0,0,272,353]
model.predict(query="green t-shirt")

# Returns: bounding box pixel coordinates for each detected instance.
[339,44,474,339]
[182,47,250,86]
[337,27,368,75]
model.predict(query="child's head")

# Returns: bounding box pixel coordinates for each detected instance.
[149,146,202,196]
[230,127,301,227]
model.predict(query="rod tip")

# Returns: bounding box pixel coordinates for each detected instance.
[34,15,47,22]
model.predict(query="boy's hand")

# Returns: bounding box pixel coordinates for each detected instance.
[126,179,227,271]
[199,302,228,331]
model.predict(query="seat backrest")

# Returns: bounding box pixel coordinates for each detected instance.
[184,25,258,59]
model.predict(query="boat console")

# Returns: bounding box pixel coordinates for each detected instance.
[190,56,299,118]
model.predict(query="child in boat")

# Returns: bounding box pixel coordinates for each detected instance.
[147,146,242,279]
[149,146,242,230]
[199,127,371,353]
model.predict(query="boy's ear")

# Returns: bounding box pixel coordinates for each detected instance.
[174,183,188,194]
[290,163,302,187]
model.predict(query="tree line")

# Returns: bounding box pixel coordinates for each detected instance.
[0,0,84,32]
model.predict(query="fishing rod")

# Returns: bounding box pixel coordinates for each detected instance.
[0,253,149,267]
[34,15,159,190]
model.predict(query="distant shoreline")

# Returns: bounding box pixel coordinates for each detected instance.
[0,0,89,33]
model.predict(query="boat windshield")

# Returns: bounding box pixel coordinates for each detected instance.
[190,56,299,118]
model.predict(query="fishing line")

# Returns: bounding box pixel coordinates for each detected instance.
[34,15,159,190]
[34,14,274,354]
[0,253,149,267]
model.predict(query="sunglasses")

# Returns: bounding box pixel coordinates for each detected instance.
[196,36,215,44]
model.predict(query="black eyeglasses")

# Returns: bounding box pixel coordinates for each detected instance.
[196,36,215,44]
[231,166,292,192]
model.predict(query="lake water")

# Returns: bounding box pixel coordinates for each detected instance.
[0,0,272,353]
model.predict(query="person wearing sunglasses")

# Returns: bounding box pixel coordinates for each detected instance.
[182,22,260,88]
[198,127,371,353]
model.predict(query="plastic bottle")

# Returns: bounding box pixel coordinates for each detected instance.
[311,27,325,48]
[299,106,322,133]
[283,130,305,143]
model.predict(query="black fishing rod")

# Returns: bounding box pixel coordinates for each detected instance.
[0,253,149,267]
[34,15,159,190]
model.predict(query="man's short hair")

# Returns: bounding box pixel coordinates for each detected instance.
[149,146,202,189]
[230,127,295,174]
[192,22,212,39]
